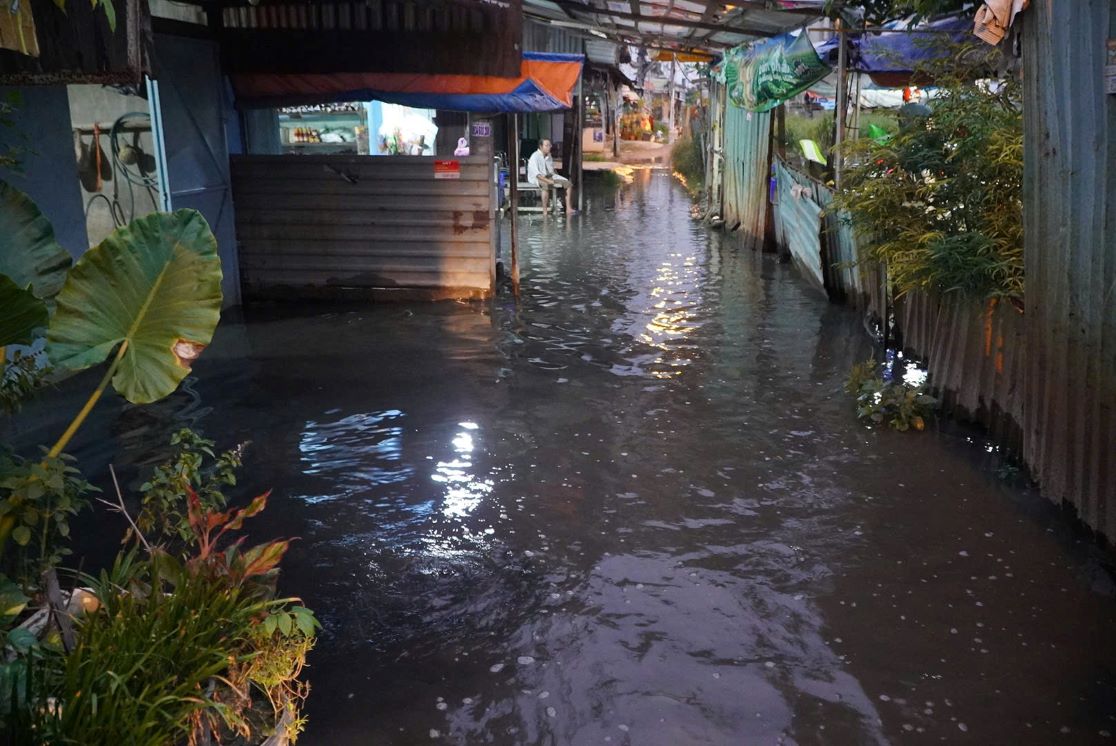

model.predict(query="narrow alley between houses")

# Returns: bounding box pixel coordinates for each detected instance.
[65,172,1116,744]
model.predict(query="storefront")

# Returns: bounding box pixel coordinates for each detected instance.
[229,52,583,300]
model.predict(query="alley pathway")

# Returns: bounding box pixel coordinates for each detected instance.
[82,171,1116,744]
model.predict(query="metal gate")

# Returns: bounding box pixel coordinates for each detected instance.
[150,33,241,307]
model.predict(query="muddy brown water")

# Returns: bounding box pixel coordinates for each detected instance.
[24,170,1116,744]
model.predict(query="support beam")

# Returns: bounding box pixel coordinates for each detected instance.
[834,20,848,190]
[507,114,520,297]
[552,0,779,37]
[523,13,734,52]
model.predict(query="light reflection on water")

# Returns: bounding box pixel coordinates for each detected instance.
[433,425,494,520]
[298,410,411,502]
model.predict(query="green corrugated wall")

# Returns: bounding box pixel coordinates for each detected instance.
[721,104,771,251]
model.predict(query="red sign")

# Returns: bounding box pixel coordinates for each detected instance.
[434,160,461,180]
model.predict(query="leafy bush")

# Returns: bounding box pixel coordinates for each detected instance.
[784,113,835,159]
[14,437,318,745]
[845,358,938,431]
[832,44,1023,301]
[0,181,315,742]
[136,428,244,549]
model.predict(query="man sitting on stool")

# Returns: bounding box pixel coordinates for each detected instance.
[527,139,575,216]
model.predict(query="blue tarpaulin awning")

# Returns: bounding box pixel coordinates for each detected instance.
[814,15,971,85]
[234,52,585,112]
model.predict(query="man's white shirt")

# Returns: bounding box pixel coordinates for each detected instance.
[527,149,552,186]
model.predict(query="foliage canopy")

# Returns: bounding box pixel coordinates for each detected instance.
[831,42,1023,301]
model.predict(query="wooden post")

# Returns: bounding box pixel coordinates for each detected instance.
[576,75,585,212]
[834,19,848,190]
[776,102,787,160]
[852,71,863,142]
[667,57,677,144]
[507,113,520,296]
[611,83,621,159]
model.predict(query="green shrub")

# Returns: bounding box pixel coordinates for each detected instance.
[831,43,1023,301]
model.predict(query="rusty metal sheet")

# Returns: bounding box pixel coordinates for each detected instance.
[897,292,1025,453]
[232,155,495,299]
[773,159,824,293]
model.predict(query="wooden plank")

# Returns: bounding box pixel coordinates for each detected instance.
[242,254,492,271]
[231,153,495,297]
[233,209,492,229]
[238,242,492,259]
[242,267,492,288]
[231,155,490,179]
[230,165,490,185]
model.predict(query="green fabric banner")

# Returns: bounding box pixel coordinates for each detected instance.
[723,33,831,112]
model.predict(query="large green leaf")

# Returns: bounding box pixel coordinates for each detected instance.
[0,573,29,627]
[46,209,223,404]
[0,180,72,301]
[0,275,47,347]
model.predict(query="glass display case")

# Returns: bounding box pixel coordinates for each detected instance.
[279,102,368,155]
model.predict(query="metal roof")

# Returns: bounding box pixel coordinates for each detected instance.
[524,0,821,54]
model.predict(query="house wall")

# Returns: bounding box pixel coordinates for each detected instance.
[0,86,87,255]
[66,84,161,247]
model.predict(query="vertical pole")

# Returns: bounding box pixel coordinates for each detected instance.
[834,19,848,190]
[507,113,520,297]
[576,75,584,212]
[852,71,863,142]
[611,83,621,159]
[667,57,677,144]
[776,102,787,160]
[146,76,173,212]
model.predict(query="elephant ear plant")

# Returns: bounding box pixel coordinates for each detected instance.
[0,180,316,741]
[0,180,223,575]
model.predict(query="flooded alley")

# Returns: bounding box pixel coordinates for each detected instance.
[55,172,1116,744]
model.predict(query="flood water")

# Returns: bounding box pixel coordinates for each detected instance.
[33,170,1116,743]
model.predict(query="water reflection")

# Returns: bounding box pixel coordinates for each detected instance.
[432,423,493,520]
[45,171,1116,745]
[298,409,411,502]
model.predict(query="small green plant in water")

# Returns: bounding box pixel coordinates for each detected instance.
[846,359,938,431]
[0,451,92,593]
[135,428,245,549]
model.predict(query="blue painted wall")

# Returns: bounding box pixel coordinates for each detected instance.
[0,86,88,256]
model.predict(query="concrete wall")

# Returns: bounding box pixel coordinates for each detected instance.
[67,84,160,246]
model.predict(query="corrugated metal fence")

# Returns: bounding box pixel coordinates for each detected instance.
[773,158,824,291]
[722,104,771,251]
[1021,0,1116,535]
[772,157,1030,479]
[718,1,1114,539]
[231,155,495,299]
[897,293,1026,452]
[773,157,885,317]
